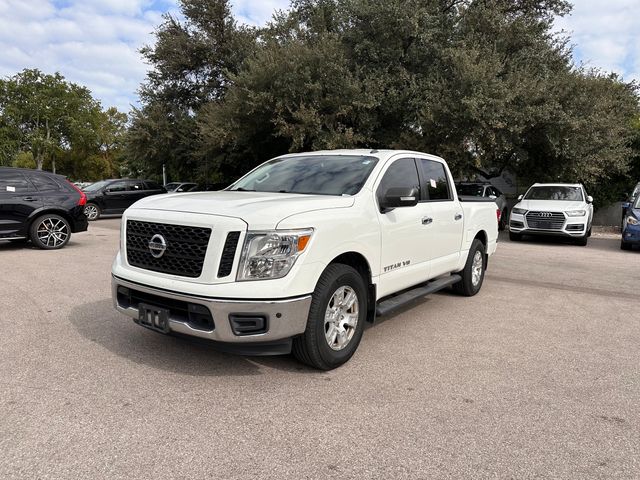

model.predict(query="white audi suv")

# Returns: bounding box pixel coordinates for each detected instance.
[509,183,593,246]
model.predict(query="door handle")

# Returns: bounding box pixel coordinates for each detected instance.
[454,213,463,221]
[422,217,433,225]
[23,197,37,202]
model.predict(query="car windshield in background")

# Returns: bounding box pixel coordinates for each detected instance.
[165,183,180,191]
[634,195,640,208]
[230,155,379,196]
[457,184,484,196]
[524,186,583,201]
[83,180,109,192]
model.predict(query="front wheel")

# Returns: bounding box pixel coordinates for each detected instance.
[621,240,632,251]
[509,231,522,241]
[453,239,486,297]
[293,264,367,370]
[29,214,71,250]
[575,234,588,246]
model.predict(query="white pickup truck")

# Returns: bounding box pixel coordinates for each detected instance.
[112,150,498,369]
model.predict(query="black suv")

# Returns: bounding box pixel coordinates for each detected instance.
[83,179,166,220]
[0,167,88,249]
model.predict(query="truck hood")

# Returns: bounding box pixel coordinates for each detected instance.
[515,199,587,212]
[128,191,355,229]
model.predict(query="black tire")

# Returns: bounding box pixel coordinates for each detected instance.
[499,209,508,231]
[621,241,632,251]
[509,231,522,241]
[292,264,367,370]
[453,239,486,297]
[29,214,71,250]
[575,234,588,246]
[84,203,101,221]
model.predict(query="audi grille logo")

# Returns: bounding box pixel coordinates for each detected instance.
[536,212,553,218]
[148,234,167,259]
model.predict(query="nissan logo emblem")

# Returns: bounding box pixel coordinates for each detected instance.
[537,212,553,217]
[148,234,167,259]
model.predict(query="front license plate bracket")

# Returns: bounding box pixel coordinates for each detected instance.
[137,303,170,334]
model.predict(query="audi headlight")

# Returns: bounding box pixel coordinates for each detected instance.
[512,207,527,215]
[565,210,586,217]
[237,229,313,281]
[627,216,639,225]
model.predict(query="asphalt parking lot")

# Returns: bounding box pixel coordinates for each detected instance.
[1,219,638,479]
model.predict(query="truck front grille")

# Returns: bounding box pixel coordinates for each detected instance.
[126,220,211,278]
[525,211,565,230]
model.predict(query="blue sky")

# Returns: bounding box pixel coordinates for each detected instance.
[0,0,637,113]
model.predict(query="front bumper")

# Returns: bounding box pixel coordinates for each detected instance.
[112,275,312,349]
[509,213,587,237]
[622,224,640,244]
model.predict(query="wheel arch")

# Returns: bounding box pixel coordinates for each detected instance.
[328,251,377,323]
[28,208,76,232]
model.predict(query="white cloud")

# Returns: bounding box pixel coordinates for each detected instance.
[554,0,640,82]
[231,0,289,25]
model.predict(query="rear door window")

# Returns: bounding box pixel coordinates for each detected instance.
[145,181,162,191]
[0,171,34,193]
[128,181,145,191]
[30,173,62,192]
[418,159,452,201]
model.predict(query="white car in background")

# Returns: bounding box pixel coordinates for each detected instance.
[509,183,593,246]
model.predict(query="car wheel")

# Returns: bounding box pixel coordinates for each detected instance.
[509,231,522,241]
[499,209,508,231]
[453,239,486,297]
[621,241,632,251]
[29,214,71,250]
[575,234,588,246]
[84,203,101,221]
[292,264,367,370]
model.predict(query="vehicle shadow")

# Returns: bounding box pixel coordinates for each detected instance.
[69,299,319,377]
[501,232,624,253]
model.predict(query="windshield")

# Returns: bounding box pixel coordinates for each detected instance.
[457,184,484,197]
[165,183,180,191]
[83,180,109,192]
[230,155,379,196]
[634,195,640,209]
[524,186,583,201]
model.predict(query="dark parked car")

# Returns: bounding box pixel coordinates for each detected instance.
[0,167,88,249]
[165,182,198,192]
[621,194,640,250]
[82,179,166,220]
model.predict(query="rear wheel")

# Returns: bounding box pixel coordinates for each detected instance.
[293,264,367,370]
[509,231,522,241]
[29,214,71,250]
[453,239,486,297]
[84,203,101,221]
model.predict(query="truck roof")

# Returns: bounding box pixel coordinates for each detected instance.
[278,149,446,162]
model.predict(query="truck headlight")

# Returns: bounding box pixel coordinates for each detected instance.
[237,229,313,281]
[565,210,586,217]
[512,207,527,215]
[626,216,639,225]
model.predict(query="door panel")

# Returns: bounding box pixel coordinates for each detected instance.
[102,181,129,212]
[417,159,463,276]
[375,158,432,298]
[0,171,41,237]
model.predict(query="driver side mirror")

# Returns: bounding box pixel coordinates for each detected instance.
[586,195,593,204]
[517,194,523,201]
[380,187,419,212]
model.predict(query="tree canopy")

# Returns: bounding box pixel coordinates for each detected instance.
[0,69,127,180]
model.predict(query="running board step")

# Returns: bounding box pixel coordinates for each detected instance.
[376,274,462,317]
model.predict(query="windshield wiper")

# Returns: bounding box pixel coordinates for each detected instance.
[231,187,256,192]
